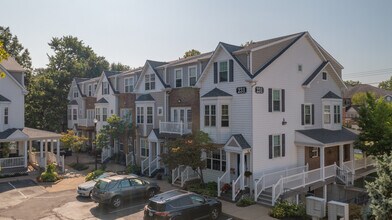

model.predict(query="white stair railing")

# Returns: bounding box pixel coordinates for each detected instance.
[217,171,229,197]
[101,147,110,163]
[141,157,149,174]
[149,157,159,176]
[126,152,134,166]
[232,173,243,201]
[180,166,199,187]
[172,165,185,184]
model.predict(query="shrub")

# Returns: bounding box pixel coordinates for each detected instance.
[40,163,59,182]
[270,200,306,219]
[236,196,256,207]
[187,182,218,197]
[69,163,89,171]
[126,164,141,175]
[85,169,105,181]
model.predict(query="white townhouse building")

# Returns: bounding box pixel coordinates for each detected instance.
[0,57,62,176]
[67,32,375,205]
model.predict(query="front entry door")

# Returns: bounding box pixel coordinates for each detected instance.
[237,154,240,177]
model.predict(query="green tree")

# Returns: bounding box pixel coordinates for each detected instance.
[351,92,376,105]
[110,62,130,71]
[366,154,392,219]
[160,131,216,183]
[344,80,361,87]
[60,130,88,164]
[354,93,392,157]
[0,41,9,62]
[0,27,32,85]
[183,49,201,58]
[379,76,392,91]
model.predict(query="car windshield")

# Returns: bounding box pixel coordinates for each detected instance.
[148,201,166,211]
[94,173,109,182]
[95,180,109,190]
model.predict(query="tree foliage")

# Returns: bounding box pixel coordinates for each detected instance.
[160,131,216,183]
[366,154,392,219]
[344,80,361,87]
[0,26,32,85]
[351,92,376,105]
[110,62,130,71]
[379,76,392,91]
[0,41,9,62]
[60,130,88,164]
[354,93,392,157]
[183,49,201,58]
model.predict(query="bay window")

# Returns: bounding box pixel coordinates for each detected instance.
[324,105,331,124]
[221,105,229,127]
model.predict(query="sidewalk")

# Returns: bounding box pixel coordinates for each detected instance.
[221,200,275,220]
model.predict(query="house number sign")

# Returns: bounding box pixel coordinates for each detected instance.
[236,87,247,94]
[255,86,264,94]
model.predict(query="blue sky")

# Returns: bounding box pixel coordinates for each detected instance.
[1,0,392,84]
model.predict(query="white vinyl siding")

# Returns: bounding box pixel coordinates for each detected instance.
[219,61,228,82]
[188,66,197,86]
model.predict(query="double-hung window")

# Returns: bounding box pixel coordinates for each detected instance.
[145,74,155,90]
[324,105,331,124]
[4,107,8,125]
[219,61,228,82]
[137,107,144,124]
[334,105,341,123]
[102,82,109,94]
[204,105,216,127]
[175,69,182,88]
[88,85,92,96]
[124,77,134,93]
[304,104,312,125]
[140,139,149,158]
[322,72,327,80]
[120,108,132,122]
[272,89,281,112]
[206,149,226,171]
[73,109,77,120]
[73,87,78,98]
[102,108,108,121]
[221,105,229,127]
[188,66,197,86]
[273,135,281,158]
[95,108,100,121]
[147,107,153,124]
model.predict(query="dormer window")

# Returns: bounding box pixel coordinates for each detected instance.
[188,66,197,86]
[102,82,109,95]
[4,107,8,125]
[88,85,92,96]
[175,69,182,88]
[219,61,228,82]
[322,72,327,80]
[124,77,134,93]
[73,87,78,98]
[145,74,155,91]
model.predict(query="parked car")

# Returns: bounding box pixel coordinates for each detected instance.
[77,172,117,197]
[144,189,222,220]
[91,175,160,208]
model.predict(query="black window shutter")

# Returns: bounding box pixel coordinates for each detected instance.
[269,135,273,159]
[268,88,272,112]
[229,59,234,82]
[281,89,285,112]
[311,104,315,125]
[282,134,285,157]
[213,62,218,84]
[301,104,304,125]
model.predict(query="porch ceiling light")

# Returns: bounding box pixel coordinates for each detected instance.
[282,118,287,125]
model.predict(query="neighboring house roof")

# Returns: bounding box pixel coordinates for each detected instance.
[136,94,155,101]
[220,42,252,77]
[0,94,11,102]
[96,98,109,103]
[152,128,182,139]
[322,91,341,99]
[346,105,360,113]
[201,88,232,98]
[156,51,213,68]
[0,128,21,139]
[302,61,329,86]
[343,84,392,98]
[68,100,78,105]
[231,134,251,149]
[22,127,61,139]
[146,60,170,88]
[75,77,89,83]
[0,57,25,72]
[296,128,357,144]
[104,71,122,94]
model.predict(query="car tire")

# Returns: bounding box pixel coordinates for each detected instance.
[147,188,157,198]
[111,196,122,208]
[89,191,92,198]
[210,207,220,220]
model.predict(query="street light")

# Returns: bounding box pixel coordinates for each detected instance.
[93,118,98,170]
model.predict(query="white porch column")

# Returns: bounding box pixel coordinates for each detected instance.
[156,142,161,169]
[339,145,344,167]
[40,140,44,166]
[24,141,28,167]
[45,139,48,168]
[240,152,245,189]
[320,146,325,180]
[56,139,60,162]
[148,141,152,164]
[51,139,54,153]
[350,144,355,174]
[226,151,230,183]
[29,140,32,153]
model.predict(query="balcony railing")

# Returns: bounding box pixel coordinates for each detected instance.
[78,118,95,127]
[159,120,192,135]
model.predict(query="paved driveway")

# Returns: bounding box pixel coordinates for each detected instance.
[0,179,46,209]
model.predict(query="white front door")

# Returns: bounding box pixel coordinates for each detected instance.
[171,107,192,123]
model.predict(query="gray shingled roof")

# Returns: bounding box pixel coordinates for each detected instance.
[136,94,155,101]
[104,71,122,78]
[0,94,11,102]
[68,100,78,105]
[202,88,232,98]
[0,57,25,72]
[322,91,341,99]
[343,84,392,99]
[296,128,357,144]
[96,98,109,103]
[302,61,329,86]
[231,134,251,149]
[152,129,182,139]
[146,60,170,88]
[0,128,20,139]
[156,52,213,69]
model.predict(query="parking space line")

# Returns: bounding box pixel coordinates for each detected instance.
[108,204,146,214]
[8,182,27,199]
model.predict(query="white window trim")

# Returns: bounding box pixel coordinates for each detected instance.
[303,103,312,125]
[334,105,341,124]
[157,107,163,116]
[310,147,319,158]
[221,104,230,128]
[73,86,78,98]
[272,89,281,112]
[322,72,328,81]
[272,134,282,158]
[206,149,226,172]
[204,104,216,127]
[88,85,92,96]
[140,138,149,158]
[188,65,197,87]
[136,106,144,125]
[103,82,109,95]
[146,106,154,125]
[4,107,9,125]
[171,107,191,123]
[124,77,134,93]
[218,60,229,83]
[323,105,331,124]
[174,68,183,88]
[145,74,156,91]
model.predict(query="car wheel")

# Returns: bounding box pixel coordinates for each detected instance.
[89,191,92,198]
[111,196,122,208]
[210,207,220,220]
[147,188,157,198]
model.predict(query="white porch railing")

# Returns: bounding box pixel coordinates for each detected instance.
[271,164,337,205]
[254,165,308,201]
[217,171,229,197]
[78,118,94,127]
[126,152,134,166]
[0,157,25,169]
[101,147,111,163]
[172,165,185,184]
[159,120,192,135]
[141,157,149,175]
[232,173,243,201]
[149,157,159,176]
[180,166,199,187]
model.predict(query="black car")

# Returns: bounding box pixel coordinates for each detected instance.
[144,189,221,220]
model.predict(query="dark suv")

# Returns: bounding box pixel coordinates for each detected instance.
[91,175,160,208]
[144,190,221,220]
